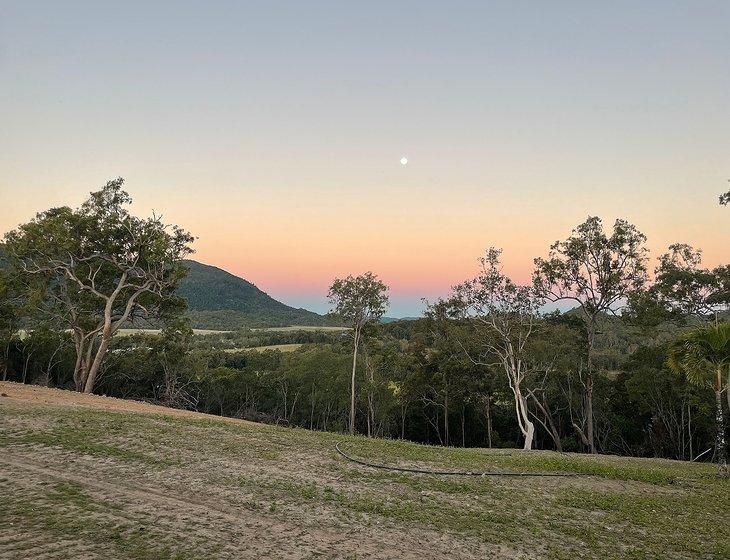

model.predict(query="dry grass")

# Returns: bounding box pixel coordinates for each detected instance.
[224,343,304,353]
[1,381,727,560]
[115,328,232,336]
[251,326,349,332]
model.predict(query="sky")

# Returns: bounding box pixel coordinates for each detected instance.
[1,1,728,317]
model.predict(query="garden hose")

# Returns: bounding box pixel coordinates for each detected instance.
[335,441,581,477]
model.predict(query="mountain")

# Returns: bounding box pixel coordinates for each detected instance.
[0,247,335,329]
[177,260,335,329]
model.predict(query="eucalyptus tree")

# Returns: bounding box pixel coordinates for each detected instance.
[328,272,389,435]
[533,217,648,453]
[645,244,729,322]
[4,178,194,393]
[445,248,542,450]
[668,322,729,478]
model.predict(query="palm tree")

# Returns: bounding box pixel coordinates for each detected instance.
[668,322,729,478]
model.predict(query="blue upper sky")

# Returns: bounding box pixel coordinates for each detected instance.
[1,1,728,317]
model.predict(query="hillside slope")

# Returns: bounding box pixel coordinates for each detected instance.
[0,246,333,328]
[178,260,333,328]
[1,381,727,560]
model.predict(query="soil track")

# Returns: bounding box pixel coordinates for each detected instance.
[0,382,518,559]
[1,451,461,560]
[0,381,254,424]
[1,381,725,560]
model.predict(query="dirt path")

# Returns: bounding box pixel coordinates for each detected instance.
[0,380,256,425]
[3,382,722,559]
[0,382,518,559]
[1,451,458,560]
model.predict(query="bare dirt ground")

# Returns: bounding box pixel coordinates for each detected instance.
[1,381,727,560]
[0,380,257,423]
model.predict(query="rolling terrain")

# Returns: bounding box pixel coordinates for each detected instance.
[0,245,337,329]
[0,246,401,329]
[178,260,337,329]
[1,382,727,560]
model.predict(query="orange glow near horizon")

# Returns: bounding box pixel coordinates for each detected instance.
[2,174,728,315]
[1,3,728,315]
[173,180,729,311]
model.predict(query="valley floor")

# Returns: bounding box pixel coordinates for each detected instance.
[0,381,727,560]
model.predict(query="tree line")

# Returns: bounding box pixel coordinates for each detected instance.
[0,178,728,477]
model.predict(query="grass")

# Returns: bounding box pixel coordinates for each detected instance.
[1,394,728,559]
[115,328,231,336]
[250,325,349,332]
[0,408,179,467]
[224,343,304,353]
[1,428,174,466]
[0,484,202,560]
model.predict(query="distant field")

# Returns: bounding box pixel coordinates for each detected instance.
[19,329,233,339]
[116,326,348,336]
[115,328,232,336]
[251,325,349,332]
[19,326,345,339]
[1,381,727,560]
[225,343,303,353]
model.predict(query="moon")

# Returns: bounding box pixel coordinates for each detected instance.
[400,157,408,166]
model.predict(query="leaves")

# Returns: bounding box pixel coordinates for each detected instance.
[2,178,195,391]
[667,322,730,388]
[533,216,648,318]
[4,178,194,330]
[327,272,389,329]
[650,244,729,320]
[719,189,730,206]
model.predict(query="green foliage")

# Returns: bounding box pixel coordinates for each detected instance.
[2,310,724,463]
[3,178,194,392]
[0,247,26,380]
[327,272,389,327]
[5,178,193,328]
[437,247,543,449]
[668,322,730,388]
[639,244,730,322]
[328,271,389,433]
[178,260,337,328]
[667,322,730,477]
[532,217,649,453]
[533,216,648,318]
[1,198,727,469]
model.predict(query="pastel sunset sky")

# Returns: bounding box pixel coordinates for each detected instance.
[1,1,728,316]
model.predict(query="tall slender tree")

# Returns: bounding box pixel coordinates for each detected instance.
[668,322,729,478]
[445,248,542,450]
[533,217,648,453]
[328,272,389,435]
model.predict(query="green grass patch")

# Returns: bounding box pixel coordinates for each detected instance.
[2,398,728,560]
[0,488,204,560]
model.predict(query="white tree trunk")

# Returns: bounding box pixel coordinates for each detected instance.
[349,327,360,435]
[84,333,111,393]
[512,384,535,450]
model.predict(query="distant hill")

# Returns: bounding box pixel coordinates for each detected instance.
[177,260,336,329]
[0,247,334,329]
